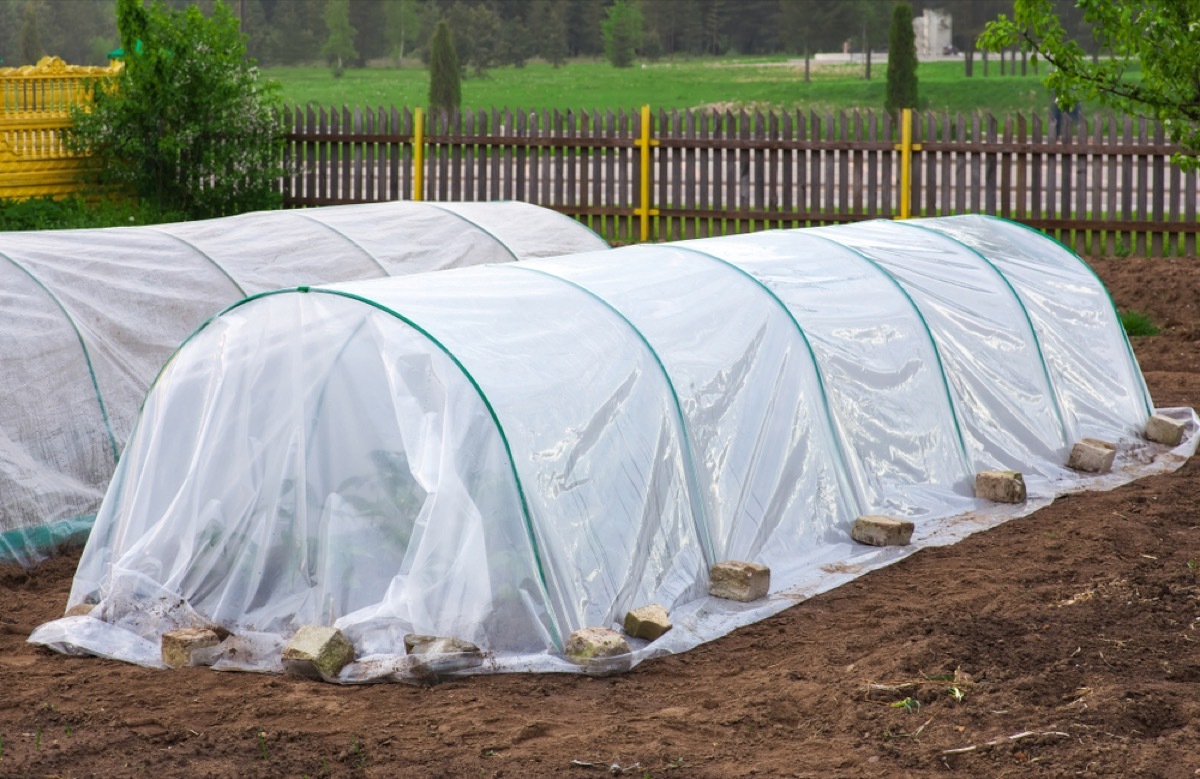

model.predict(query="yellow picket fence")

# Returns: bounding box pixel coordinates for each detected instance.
[0,56,121,201]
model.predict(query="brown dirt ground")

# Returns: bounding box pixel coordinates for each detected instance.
[2,256,1199,779]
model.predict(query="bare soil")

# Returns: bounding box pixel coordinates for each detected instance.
[2,256,1199,779]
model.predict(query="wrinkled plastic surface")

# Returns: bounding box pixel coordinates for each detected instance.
[0,202,607,568]
[30,216,1195,683]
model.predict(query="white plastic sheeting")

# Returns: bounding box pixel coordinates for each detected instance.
[0,202,606,567]
[31,216,1197,682]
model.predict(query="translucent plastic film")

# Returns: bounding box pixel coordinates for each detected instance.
[72,293,558,664]
[516,247,859,581]
[0,202,607,568]
[683,231,976,518]
[813,221,1071,477]
[916,215,1152,441]
[345,268,709,634]
[31,216,1194,682]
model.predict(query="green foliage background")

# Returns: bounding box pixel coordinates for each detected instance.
[66,0,284,220]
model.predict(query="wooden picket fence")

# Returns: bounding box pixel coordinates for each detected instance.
[281,105,1200,257]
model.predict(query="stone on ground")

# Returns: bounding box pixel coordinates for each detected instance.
[404,634,480,655]
[708,560,771,602]
[1067,438,1117,473]
[161,627,220,668]
[851,515,915,546]
[623,604,672,641]
[565,627,630,661]
[1144,413,1186,447]
[975,470,1027,504]
[282,626,355,679]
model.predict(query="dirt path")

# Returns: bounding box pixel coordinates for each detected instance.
[1,256,1198,778]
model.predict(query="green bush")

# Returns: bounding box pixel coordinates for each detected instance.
[0,196,179,231]
[67,0,284,220]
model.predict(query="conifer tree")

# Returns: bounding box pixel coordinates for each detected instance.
[602,0,643,68]
[428,19,460,116]
[885,2,918,116]
[321,0,357,77]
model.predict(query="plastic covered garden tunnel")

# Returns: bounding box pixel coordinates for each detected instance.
[31,215,1198,682]
[0,201,606,567]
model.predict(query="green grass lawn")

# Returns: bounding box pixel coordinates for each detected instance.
[267,58,1059,116]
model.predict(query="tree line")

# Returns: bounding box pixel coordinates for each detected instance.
[3,0,1101,70]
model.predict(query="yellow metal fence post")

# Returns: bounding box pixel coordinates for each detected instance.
[412,107,425,202]
[632,103,659,242]
[893,107,922,220]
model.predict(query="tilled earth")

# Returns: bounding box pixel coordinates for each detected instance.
[1,255,1198,778]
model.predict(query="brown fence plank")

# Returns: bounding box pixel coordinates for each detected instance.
[1152,121,1165,256]
[1135,117,1149,255]
[922,112,937,216]
[1186,165,1197,257]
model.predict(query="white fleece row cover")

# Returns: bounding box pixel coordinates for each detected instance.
[0,201,606,567]
[31,215,1197,683]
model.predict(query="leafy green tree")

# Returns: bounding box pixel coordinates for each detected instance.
[19,0,42,65]
[980,0,1200,170]
[885,2,918,115]
[428,19,460,115]
[66,0,283,220]
[445,2,501,77]
[321,0,357,76]
[602,0,643,68]
[384,0,423,63]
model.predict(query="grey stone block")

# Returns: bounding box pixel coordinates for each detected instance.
[161,627,220,668]
[1067,438,1117,473]
[1145,413,1186,447]
[975,470,1027,504]
[851,515,915,546]
[404,634,480,656]
[708,560,771,602]
[282,626,355,679]
[623,604,672,641]
[565,627,630,661]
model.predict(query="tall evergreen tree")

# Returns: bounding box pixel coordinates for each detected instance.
[321,0,357,76]
[534,0,568,67]
[428,19,460,116]
[566,0,604,57]
[885,2,918,115]
[19,0,43,65]
[601,0,643,68]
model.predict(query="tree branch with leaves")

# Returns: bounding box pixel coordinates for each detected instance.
[979,0,1200,170]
